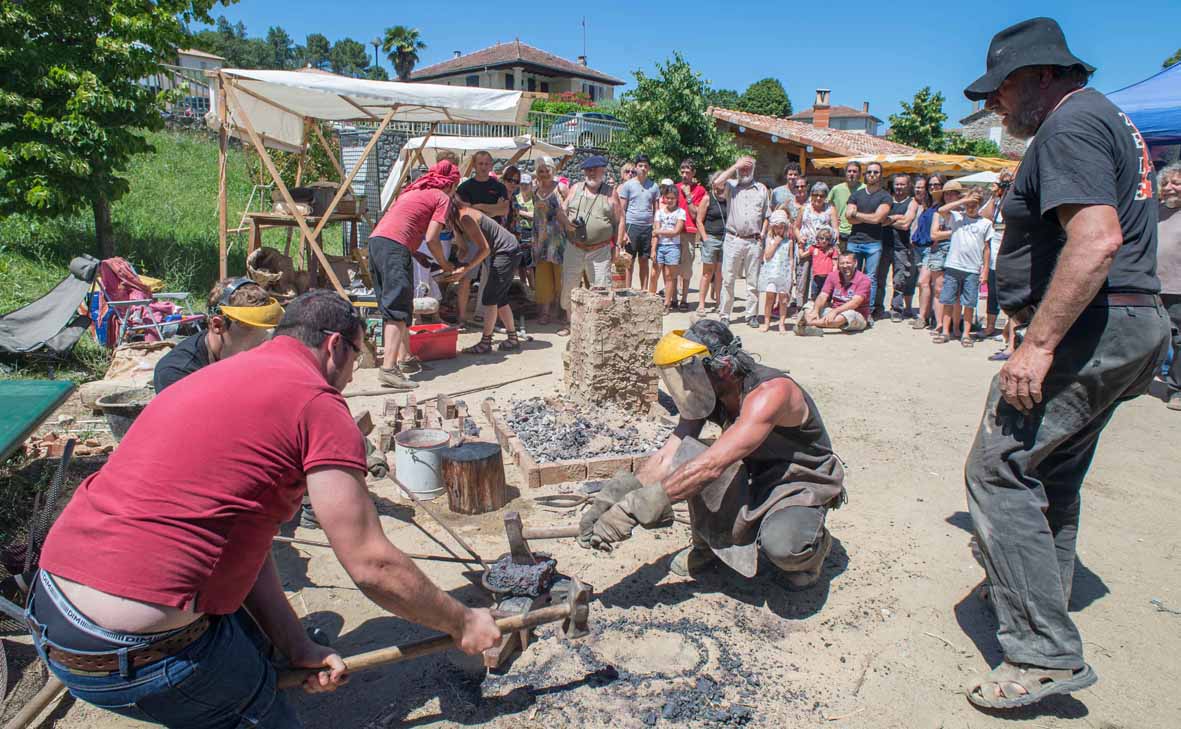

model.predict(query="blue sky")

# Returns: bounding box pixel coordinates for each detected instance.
[197,1,1180,125]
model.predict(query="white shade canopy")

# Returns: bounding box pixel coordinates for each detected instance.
[381,135,573,208]
[215,69,530,152]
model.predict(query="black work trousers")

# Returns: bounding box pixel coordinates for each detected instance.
[964,302,1169,669]
[1163,293,1181,397]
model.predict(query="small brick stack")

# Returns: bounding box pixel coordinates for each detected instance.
[563,287,664,414]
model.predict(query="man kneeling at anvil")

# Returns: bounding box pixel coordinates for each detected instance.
[579,320,847,586]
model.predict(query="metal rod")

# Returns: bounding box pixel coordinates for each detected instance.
[272,536,469,564]
[344,370,552,399]
[390,476,487,572]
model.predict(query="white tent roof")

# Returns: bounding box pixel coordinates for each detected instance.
[955,170,1000,186]
[215,69,530,153]
[380,135,573,208]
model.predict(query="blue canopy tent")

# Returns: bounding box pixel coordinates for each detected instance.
[1108,62,1181,146]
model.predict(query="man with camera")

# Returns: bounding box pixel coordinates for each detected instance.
[560,155,621,318]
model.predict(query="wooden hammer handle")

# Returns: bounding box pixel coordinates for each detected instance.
[520,524,581,540]
[277,604,574,689]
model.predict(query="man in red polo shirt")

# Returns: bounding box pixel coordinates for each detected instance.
[796,253,872,335]
[29,290,500,728]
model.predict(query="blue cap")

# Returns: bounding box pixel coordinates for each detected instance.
[580,155,608,170]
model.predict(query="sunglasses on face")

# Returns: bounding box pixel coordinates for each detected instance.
[504,178,520,184]
[622,170,636,176]
[865,171,881,176]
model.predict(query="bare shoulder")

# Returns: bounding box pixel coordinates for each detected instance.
[745,376,808,428]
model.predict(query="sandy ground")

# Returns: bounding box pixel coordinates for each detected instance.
[4,271,1181,729]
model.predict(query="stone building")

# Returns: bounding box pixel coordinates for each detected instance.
[409,40,624,103]
[788,90,883,135]
[956,105,1028,158]
[710,90,920,187]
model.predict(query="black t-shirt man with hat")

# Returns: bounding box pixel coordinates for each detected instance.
[960,16,1170,712]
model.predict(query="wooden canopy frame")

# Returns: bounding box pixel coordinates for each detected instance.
[211,69,528,297]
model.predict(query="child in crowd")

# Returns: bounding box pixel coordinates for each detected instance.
[514,173,535,291]
[808,227,839,303]
[652,182,686,312]
[934,189,993,346]
[757,210,793,332]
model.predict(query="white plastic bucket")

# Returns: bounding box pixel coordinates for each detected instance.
[394,428,451,500]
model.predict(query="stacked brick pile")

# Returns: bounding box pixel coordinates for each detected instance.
[563,287,664,414]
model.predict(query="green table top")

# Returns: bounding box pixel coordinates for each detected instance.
[0,380,76,463]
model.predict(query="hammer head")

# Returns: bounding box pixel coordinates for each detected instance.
[561,577,592,640]
[502,511,536,565]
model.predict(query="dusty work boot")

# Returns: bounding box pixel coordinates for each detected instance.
[776,529,831,590]
[669,544,718,577]
[379,366,419,390]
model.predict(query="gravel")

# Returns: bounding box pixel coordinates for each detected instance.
[505,397,673,464]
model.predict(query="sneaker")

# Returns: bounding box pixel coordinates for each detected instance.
[910,318,926,330]
[379,366,419,390]
[719,316,730,327]
[299,504,321,529]
[668,545,719,577]
[797,325,825,337]
[1168,392,1181,411]
[398,357,424,375]
[747,315,761,328]
[890,311,904,323]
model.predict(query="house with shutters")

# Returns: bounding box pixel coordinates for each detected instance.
[408,40,624,102]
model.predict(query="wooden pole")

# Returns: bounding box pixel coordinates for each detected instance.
[285,125,308,257]
[798,147,808,176]
[2,677,67,729]
[382,122,437,217]
[217,75,228,279]
[223,84,348,297]
[505,147,528,166]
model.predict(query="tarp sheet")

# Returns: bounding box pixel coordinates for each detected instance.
[381,135,573,209]
[812,153,1013,175]
[1108,63,1181,146]
[215,69,530,153]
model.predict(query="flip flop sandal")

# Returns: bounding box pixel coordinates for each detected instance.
[498,335,521,352]
[932,334,949,344]
[989,351,1011,361]
[463,335,494,354]
[961,337,975,348]
[966,661,1097,710]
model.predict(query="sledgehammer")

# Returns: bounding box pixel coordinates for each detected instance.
[502,511,580,564]
[277,578,591,689]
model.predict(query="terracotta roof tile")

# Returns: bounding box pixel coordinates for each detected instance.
[411,40,624,86]
[710,107,919,157]
[790,104,881,122]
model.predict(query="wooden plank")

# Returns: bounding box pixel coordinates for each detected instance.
[223,85,348,297]
[339,95,379,121]
[217,76,228,279]
[233,81,307,120]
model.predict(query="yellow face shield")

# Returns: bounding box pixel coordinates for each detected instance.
[218,299,284,328]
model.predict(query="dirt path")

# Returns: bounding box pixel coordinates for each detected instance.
[11,282,1180,729]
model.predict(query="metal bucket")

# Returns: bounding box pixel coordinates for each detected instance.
[394,428,451,500]
[95,387,154,442]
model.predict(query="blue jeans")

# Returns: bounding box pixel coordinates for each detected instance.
[847,241,882,310]
[28,584,300,729]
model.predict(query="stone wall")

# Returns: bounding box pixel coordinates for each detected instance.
[958,111,1026,158]
[563,287,664,414]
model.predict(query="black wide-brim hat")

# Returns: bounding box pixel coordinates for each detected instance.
[964,17,1094,101]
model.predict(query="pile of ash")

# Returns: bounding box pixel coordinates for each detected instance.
[506,397,673,464]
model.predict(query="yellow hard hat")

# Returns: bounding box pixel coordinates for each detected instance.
[219,299,284,328]
[653,330,708,367]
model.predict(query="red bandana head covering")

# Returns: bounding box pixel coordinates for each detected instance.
[404,160,460,193]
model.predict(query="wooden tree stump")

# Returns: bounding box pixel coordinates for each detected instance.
[440,441,508,515]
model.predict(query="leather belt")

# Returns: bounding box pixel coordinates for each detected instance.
[1089,292,1159,308]
[37,616,211,673]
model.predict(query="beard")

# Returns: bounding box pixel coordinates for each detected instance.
[584,176,603,189]
[739,174,755,185]
[1002,79,1053,140]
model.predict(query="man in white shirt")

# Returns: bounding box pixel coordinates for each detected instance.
[712,155,771,326]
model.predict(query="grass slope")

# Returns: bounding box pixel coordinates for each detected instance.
[0,128,351,381]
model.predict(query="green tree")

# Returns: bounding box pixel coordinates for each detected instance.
[302,33,332,70]
[703,87,741,110]
[1164,47,1181,69]
[887,86,948,152]
[609,53,741,179]
[382,25,426,81]
[364,65,389,81]
[737,78,792,118]
[941,132,1002,157]
[0,0,225,257]
[265,26,294,69]
[330,38,369,77]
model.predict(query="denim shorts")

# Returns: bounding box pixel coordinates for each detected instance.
[654,242,682,266]
[926,245,949,272]
[939,267,981,307]
[700,235,724,264]
[915,244,933,268]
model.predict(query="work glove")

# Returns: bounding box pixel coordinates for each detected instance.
[587,483,674,551]
[577,471,643,549]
